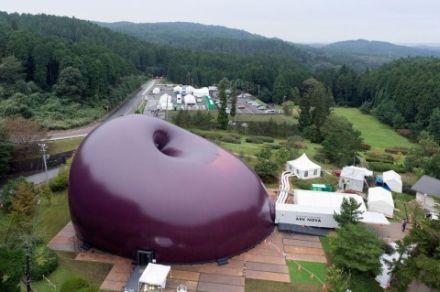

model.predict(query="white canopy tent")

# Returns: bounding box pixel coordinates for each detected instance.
[185,86,195,94]
[138,263,171,290]
[193,87,210,98]
[152,87,160,95]
[286,153,321,179]
[184,94,196,106]
[383,170,402,193]
[368,187,394,218]
[158,94,173,110]
[173,85,182,93]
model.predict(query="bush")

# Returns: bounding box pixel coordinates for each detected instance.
[220,136,241,144]
[245,136,275,144]
[360,143,371,151]
[49,164,69,192]
[245,137,263,144]
[264,143,281,150]
[30,245,58,280]
[61,277,96,292]
[365,152,395,164]
[368,162,406,173]
[384,147,409,155]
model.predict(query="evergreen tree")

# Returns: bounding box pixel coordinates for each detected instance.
[0,56,24,84]
[322,115,363,166]
[230,82,238,118]
[333,197,364,227]
[54,67,86,102]
[330,224,384,275]
[217,79,229,130]
[0,123,13,177]
[428,107,440,142]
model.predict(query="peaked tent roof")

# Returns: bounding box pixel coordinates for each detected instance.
[341,166,373,180]
[411,175,440,197]
[287,153,320,170]
[383,170,401,182]
[368,187,394,207]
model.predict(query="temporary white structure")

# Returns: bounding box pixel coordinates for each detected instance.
[383,170,402,193]
[185,86,195,94]
[173,85,183,93]
[368,187,394,217]
[176,94,182,104]
[275,189,389,228]
[138,263,171,290]
[193,87,210,98]
[184,94,196,105]
[286,153,321,179]
[339,166,373,192]
[152,87,160,95]
[158,94,173,110]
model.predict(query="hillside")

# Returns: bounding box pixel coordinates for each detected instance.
[322,39,440,67]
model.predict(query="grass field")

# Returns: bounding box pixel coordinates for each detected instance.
[333,108,414,151]
[0,191,111,291]
[47,137,84,155]
[288,260,327,287]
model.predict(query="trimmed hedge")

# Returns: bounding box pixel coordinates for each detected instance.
[61,278,96,292]
[384,147,409,155]
[368,162,406,173]
[220,136,241,144]
[245,136,275,144]
[30,245,58,280]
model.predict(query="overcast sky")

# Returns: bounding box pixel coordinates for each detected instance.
[2,0,440,44]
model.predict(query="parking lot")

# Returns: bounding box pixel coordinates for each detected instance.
[143,83,281,118]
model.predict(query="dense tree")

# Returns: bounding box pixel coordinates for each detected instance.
[254,148,277,182]
[326,266,351,292]
[0,246,23,292]
[0,122,13,176]
[54,67,86,102]
[428,108,440,142]
[333,197,363,227]
[0,177,34,211]
[0,56,24,84]
[321,115,363,166]
[298,78,333,141]
[217,79,229,129]
[230,82,238,118]
[3,117,47,144]
[405,132,440,178]
[330,224,384,275]
[11,183,37,219]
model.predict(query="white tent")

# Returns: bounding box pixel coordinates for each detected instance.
[159,94,173,110]
[368,187,394,217]
[286,153,321,179]
[184,94,196,105]
[383,170,402,193]
[173,85,182,93]
[152,87,161,95]
[138,263,171,290]
[193,87,210,98]
[185,86,195,94]
[339,166,373,192]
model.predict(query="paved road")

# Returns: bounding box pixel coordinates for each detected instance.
[48,79,157,140]
[11,79,158,185]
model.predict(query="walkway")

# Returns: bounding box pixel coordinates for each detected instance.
[48,221,328,292]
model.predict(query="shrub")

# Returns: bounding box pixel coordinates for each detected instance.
[0,177,35,212]
[360,143,371,151]
[384,147,409,155]
[220,136,241,144]
[368,162,406,173]
[397,129,413,139]
[30,245,58,280]
[61,277,96,292]
[245,137,263,144]
[49,164,69,192]
[264,143,281,150]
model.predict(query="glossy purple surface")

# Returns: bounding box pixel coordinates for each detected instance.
[68,115,274,263]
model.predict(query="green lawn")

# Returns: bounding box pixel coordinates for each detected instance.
[47,137,84,155]
[288,260,327,287]
[0,190,112,291]
[333,108,413,151]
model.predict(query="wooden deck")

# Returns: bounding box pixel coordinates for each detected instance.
[49,222,328,291]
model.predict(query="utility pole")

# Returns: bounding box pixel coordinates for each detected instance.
[38,143,48,181]
[24,243,31,292]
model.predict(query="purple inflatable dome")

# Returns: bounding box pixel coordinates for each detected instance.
[68,115,274,263]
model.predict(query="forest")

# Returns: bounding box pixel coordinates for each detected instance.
[0,11,439,141]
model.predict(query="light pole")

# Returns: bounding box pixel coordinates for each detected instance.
[38,143,49,181]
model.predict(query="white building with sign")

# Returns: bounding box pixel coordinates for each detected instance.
[275,189,389,228]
